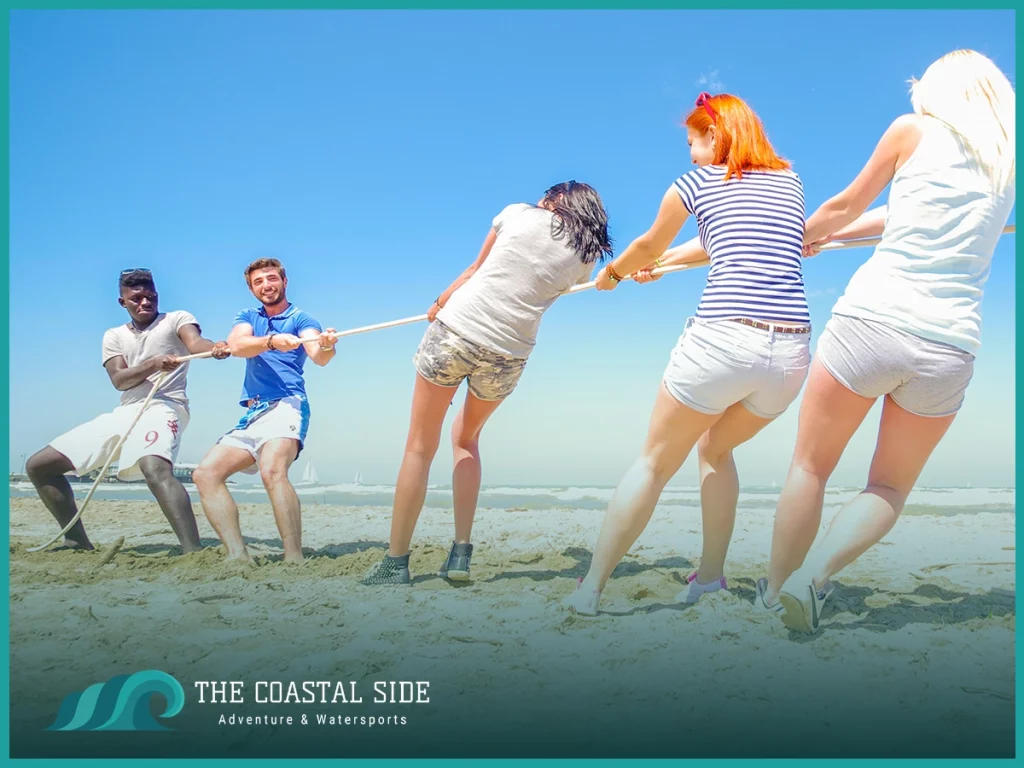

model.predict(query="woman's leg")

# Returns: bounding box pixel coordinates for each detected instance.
[450,392,504,544]
[387,374,460,556]
[692,403,776,584]
[807,395,956,586]
[570,384,719,610]
[765,360,875,603]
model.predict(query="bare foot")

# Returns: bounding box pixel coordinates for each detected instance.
[282,552,304,565]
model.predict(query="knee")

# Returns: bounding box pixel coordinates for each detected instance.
[26,450,60,482]
[259,462,290,488]
[452,428,479,454]
[139,457,173,484]
[790,449,837,482]
[406,434,441,460]
[191,465,221,492]
[697,433,732,469]
[864,481,910,515]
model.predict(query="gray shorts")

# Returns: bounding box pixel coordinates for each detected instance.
[817,314,975,417]
[413,321,527,401]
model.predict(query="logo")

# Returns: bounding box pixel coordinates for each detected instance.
[168,419,180,438]
[48,670,185,732]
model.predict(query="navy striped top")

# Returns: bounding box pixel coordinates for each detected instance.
[674,166,810,325]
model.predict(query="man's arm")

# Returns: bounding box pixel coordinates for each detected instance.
[104,354,179,392]
[227,322,303,358]
[302,328,337,367]
[177,323,231,359]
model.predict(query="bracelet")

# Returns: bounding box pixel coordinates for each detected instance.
[653,258,664,269]
[605,264,624,284]
[435,296,444,309]
[266,334,277,351]
[319,343,335,352]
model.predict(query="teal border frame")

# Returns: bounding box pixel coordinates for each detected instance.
[1,2,1017,764]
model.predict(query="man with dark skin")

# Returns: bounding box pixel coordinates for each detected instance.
[25,269,230,552]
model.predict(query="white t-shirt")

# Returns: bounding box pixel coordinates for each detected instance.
[101,310,199,408]
[437,203,594,358]
[833,117,1016,355]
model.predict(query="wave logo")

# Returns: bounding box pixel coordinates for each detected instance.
[47,670,185,732]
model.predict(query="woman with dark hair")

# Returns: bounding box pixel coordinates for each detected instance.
[363,181,613,586]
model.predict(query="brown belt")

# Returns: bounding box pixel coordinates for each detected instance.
[731,318,811,335]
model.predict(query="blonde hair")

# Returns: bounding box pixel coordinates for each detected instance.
[910,49,1015,193]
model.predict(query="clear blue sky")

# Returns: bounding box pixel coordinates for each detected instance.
[10,10,1016,487]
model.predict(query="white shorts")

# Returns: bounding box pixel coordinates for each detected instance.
[49,400,189,482]
[662,317,811,419]
[217,395,310,474]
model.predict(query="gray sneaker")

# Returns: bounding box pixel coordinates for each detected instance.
[361,555,411,586]
[438,542,473,581]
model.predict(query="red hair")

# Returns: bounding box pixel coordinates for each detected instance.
[685,94,790,180]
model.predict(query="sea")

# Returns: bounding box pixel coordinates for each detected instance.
[7,481,1016,518]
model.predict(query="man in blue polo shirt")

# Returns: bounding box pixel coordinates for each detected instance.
[193,258,338,563]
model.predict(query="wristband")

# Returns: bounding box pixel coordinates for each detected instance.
[605,264,624,284]
[266,334,277,351]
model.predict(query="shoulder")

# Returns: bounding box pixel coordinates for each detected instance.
[885,113,926,146]
[167,309,199,326]
[102,325,125,343]
[493,202,534,230]
[674,166,722,194]
[233,307,258,324]
[290,308,321,329]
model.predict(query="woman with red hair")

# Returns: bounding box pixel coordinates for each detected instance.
[566,93,810,616]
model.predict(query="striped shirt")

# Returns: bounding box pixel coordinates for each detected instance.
[674,166,810,325]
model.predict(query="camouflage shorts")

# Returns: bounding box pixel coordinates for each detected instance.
[413,321,528,401]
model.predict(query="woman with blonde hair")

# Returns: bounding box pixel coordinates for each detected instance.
[761,50,1016,633]
[566,93,812,615]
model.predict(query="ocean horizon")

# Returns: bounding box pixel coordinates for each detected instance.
[8,481,1015,517]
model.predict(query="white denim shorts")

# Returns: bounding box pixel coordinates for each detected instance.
[662,317,812,419]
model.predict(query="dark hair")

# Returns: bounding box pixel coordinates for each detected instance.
[540,180,613,265]
[245,257,287,286]
[119,269,155,291]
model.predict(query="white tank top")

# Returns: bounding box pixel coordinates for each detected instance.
[832,116,1015,355]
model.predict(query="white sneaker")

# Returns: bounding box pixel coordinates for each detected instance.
[564,578,601,616]
[755,577,786,617]
[778,578,835,634]
[675,571,727,604]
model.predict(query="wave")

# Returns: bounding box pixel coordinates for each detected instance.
[47,670,185,732]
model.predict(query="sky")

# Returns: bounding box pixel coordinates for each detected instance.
[9,9,1017,488]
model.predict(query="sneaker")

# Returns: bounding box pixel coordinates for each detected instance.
[675,571,727,604]
[438,542,473,581]
[754,577,786,617]
[563,578,601,617]
[361,555,411,586]
[778,578,834,634]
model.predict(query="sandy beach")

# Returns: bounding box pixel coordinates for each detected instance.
[9,493,1016,758]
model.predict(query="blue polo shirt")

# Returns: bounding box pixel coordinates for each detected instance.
[232,303,323,406]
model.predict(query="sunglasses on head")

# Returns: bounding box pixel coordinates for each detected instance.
[696,91,716,124]
[120,268,152,276]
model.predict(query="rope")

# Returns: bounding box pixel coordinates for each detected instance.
[28,352,215,553]
[312,224,1017,338]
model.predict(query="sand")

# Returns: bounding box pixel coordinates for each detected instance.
[8,495,1016,758]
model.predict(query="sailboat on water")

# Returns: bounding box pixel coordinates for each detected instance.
[353,470,364,486]
[298,459,320,486]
